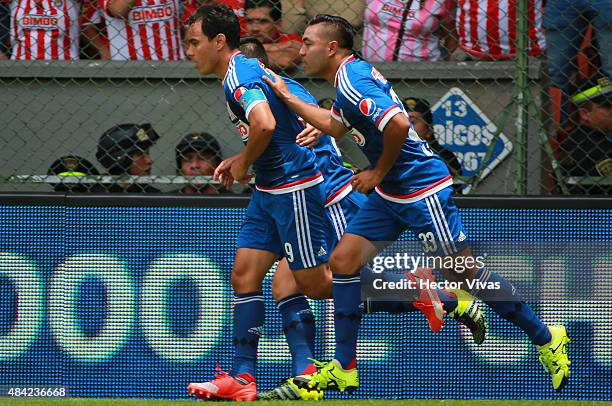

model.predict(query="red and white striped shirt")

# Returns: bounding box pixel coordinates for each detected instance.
[101,0,183,60]
[455,0,545,59]
[10,0,100,60]
[362,0,453,62]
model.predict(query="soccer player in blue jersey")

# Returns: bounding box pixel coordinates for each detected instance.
[183,5,333,401]
[264,14,571,392]
[240,37,486,401]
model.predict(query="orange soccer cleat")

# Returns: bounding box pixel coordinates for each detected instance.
[188,366,257,402]
[406,267,446,332]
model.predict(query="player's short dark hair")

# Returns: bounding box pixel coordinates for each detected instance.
[188,4,240,49]
[239,36,270,65]
[306,14,355,50]
[245,0,281,21]
[402,97,433,126]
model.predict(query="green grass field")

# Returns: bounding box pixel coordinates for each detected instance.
[0,399,608,406]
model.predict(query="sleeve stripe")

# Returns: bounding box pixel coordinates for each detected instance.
[337,70,360,105]
[341,69,363,100]
[376,106,402,131]
[337,80,358,105]
[231,65,239,90]
[227,60,239,90]
[245,99,268,119]
[226,64,235,90]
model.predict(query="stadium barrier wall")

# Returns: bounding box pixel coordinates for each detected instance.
[0,194,610,400]
[0,60,546,194]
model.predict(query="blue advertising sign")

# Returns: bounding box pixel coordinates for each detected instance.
[0,204,610,400]
[432,88,513,191]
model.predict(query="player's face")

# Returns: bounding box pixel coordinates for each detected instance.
[129,151,153,176]
[300,24,331,77]
[185,21,219,75]
[245,6,279,44]
[181,151,218,177]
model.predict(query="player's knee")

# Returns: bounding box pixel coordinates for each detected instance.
[231,266,261,292]
[329,249,360,276]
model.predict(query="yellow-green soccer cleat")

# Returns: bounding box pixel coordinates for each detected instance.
[537,325,571,391]
[294,359,359,393]
[449,289,487,345]
[258,377,323,401]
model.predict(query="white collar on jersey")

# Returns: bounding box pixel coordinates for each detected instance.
[333,54,356,88]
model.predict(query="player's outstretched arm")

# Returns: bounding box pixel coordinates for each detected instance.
[263,72,348,138]
[230,103,276,181]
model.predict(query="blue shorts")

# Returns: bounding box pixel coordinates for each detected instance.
[325,190,368,251]
[237,185,329,270]
[345,187,469,256]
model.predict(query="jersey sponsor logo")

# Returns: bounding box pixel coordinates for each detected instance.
[359,98,377,117]
[22,14,61,29]
[381,3,415,18]
[233,86,248,103]
[371,67,387,84]
[351,128,366,146]
[129,4,175,24]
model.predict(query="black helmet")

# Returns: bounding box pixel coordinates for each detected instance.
[96,123,160,174]
[47,155,100,192]
[175,132,222,172]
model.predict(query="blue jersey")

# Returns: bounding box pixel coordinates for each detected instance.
[286,81,354,206]
[224,52,322,192]
[331,55,453,202]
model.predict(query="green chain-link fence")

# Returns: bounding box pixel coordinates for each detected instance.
[0,0,609,195]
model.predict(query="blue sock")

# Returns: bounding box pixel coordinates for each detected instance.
[277,294,315,376]
[470,268,551,345]
[231,291,264,377]
[333,273,362,369]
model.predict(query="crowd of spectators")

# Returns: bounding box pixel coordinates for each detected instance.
[0,0,604,65]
